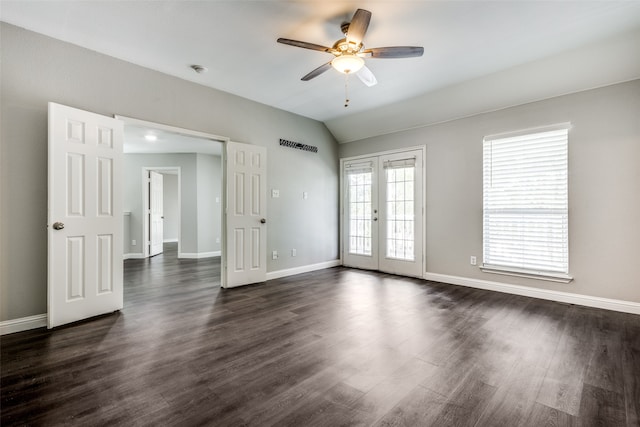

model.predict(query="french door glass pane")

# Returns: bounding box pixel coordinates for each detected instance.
[348,171,373,255]
[386,166,415,260]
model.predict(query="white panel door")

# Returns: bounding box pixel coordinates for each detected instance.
[342,149,424,277]
[149,171,164,256]
[224,141,267,288]
[48,102,123,328]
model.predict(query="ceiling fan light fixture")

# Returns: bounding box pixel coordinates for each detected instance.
[331,54,364,74]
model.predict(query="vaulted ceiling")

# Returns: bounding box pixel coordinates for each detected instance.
[2,1,639,143]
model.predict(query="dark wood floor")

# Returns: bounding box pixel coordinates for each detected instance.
[2,243,639,426]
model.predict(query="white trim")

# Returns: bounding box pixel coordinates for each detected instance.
[483,122,571,141]
[480,265,573,284]
[124,253,145,260]
[340,145,426,163]
[179,251,221,259]
[163,238,178,243]
[424,272,640,315]
[1,314,47,335]
[266,260,342,281]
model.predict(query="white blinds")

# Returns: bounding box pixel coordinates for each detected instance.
[483,127,569,275]
[383,157,416,169]
[345,161,373,175]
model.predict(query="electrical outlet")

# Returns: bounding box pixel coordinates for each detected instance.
[291,248,296,257]
[470,256,477,266]
[215,237,220,243]
[132,240,137,246]
[272,250,278,260]
[302,192,308,200]
[271,189,280,198]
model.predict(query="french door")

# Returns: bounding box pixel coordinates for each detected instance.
[342,148,424,277]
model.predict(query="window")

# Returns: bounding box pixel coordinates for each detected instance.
[385,160,415,261]
[482,125,571,282]
[346,163,373,256]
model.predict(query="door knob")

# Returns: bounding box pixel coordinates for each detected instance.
[373,217,378,221]
[260,218,266,224]
[53,222,65,230]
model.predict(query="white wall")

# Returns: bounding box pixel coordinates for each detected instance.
[340,80,640,304]
[163,173,179,243]
[0,23,339,322]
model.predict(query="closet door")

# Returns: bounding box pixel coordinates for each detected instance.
[343,158,379,270]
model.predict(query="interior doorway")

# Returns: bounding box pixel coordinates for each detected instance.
[47,104,267,329]
[119,116,226,282]
[142,167,180,258]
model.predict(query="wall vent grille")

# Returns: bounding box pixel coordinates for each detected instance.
[279,138,318,153]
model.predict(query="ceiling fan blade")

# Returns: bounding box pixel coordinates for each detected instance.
[346,9,371,46]
[277,38,334,53]
[356,66,377,87]
[362,46,424,58]
[301,62,333,81]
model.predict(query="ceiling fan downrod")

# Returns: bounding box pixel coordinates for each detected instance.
[344,74,350,108]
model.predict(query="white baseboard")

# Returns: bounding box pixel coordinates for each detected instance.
[0,313,47,335]
[266,259,341,281]
[124,253,145,260]
[424,272,640,315]
[179,251,221,259]
[163,238,178,243]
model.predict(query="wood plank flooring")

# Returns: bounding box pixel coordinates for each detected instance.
[2,243,640,426]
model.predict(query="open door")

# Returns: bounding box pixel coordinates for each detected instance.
[48,103,123,328]
[223,141,267,288]
[149,171,164,256]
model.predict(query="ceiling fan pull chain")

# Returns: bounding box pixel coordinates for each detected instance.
[344,74,350,108]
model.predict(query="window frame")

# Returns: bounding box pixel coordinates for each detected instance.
[481,123,573,283]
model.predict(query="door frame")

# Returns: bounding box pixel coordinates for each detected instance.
[116,115,233,287]
[142,167,180,258]
[339,145,427,277]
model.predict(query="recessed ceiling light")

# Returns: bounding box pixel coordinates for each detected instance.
[144,134,158,142]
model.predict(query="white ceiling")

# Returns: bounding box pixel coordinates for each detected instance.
[2,1,640,143]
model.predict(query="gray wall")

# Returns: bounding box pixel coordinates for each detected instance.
[0,23,339,322]
[163,173,179,242]
[123,153,221,257]
[197,154,221,254]
[340,80,640,304]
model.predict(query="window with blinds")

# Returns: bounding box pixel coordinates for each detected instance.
[482,125,571,281]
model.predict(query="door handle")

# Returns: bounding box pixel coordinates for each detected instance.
[373,217,378,221]
[53,222,65,230]
[260,218,266,224]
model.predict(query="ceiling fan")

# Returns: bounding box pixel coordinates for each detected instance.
[277,8,424,90]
